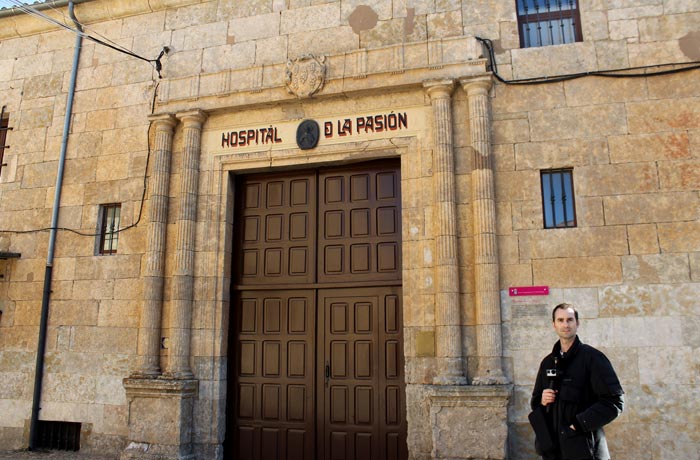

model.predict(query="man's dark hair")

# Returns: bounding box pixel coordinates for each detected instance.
[552,303,579,322]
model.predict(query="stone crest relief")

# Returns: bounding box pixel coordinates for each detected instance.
[285,55,326,98]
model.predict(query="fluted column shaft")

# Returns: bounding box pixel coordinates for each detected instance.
[461,76,507,385]
[133,114,177,378]
[164,110,207,379]
[424,80,466,385]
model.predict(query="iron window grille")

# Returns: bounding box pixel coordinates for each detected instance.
[541,169,576,229]
[0,108,11,180]
[98,203,121,255]
[35,420,81,451]
[516,0,583,48]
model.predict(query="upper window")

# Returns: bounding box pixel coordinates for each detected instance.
[516,0,583,48]
[0,114,9,180]
[98,203,121,255]
[541,169,576,229]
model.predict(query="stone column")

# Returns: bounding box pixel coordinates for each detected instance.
[424,80,467,386]
[461,76,507,385]
[164,109,207,380]
[132,114,176,378]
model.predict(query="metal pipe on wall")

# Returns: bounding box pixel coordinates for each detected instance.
[0,0,92,18]
[29,0,83,450]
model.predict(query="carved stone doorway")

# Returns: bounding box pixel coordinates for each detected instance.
[226,161,407,460]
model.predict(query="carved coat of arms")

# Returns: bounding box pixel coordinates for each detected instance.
[285,55,326,98]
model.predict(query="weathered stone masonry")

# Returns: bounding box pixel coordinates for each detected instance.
[0,1,698,459]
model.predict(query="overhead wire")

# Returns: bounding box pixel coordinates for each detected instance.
[37,0,141,54]
[0,0,164,238]
[3,6,699,236]
[476,36,700,85]
[7,0,167,77]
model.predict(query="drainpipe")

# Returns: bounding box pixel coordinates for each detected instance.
[29,1,83,450]
[0,0,92,19]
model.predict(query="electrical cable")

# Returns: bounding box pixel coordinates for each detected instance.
[0,1,166,239]
[0,82,160,238]
[41,0,146,56]
[7,0,167,77]
[2,12,698,235]
[475,36,700,85]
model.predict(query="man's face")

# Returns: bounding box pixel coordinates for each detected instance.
[553,307,579,341]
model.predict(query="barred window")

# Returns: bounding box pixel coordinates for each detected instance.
[98,204,121,255]
[516,0,583,48]
[541,169,576,229]
[0,112,9,180]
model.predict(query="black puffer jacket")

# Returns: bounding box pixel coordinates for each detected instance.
[530,336,624,460]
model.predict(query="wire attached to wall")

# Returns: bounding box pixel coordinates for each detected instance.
[476,36,700,85]
[0,1,166,239]
[7,0,168,78]
[0,82,160,238]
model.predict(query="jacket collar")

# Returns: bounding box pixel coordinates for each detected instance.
[551,335,581,368]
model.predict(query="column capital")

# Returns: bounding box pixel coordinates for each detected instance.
[148,113,177,130]
[176,109,207,128]
[459,75,493,95]
[424,79,455,99]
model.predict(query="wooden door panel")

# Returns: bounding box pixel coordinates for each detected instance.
[318,165,402,283]
[230,161,406,460]
[319,287,407,460]
[232,290,315,460]
[236,174,317,285]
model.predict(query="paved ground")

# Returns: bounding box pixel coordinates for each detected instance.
[0,451,117,460]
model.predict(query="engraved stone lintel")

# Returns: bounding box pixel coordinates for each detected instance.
[285,54,327,98]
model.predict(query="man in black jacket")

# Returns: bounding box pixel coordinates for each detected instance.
[529,303,624,460]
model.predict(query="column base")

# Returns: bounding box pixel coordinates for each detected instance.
[428,384,512,460]
[129,369,162,379]
[472,356,510,385]
[472,374,509,385]
[432,374,468,386]
[121,378,198,460]
[161,370,195,380]
[433,357,467,385]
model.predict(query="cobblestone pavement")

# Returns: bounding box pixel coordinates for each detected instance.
[0,451,117,460]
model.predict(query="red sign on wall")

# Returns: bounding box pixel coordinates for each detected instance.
[509,286,549,296]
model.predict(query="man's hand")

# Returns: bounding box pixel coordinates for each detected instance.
[541,389,557,406]
[569,425,576,431]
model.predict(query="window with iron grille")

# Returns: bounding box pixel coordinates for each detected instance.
[541,169,576,229]
[98,203,121,255]
[0,112,9,180]
[516,0,583,48]
[36,420,81,451]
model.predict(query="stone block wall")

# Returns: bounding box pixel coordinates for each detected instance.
[0,0,698,458]
[490,6,700,454]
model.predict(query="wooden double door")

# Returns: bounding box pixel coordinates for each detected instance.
[228,161,407,460]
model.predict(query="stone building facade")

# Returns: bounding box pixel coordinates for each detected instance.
[0,1,698,459]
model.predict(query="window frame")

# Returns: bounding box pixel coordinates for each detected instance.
[0,114,9,180]
[97,203,121,255]
[540,168,577,229]
[516,0,583,48]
